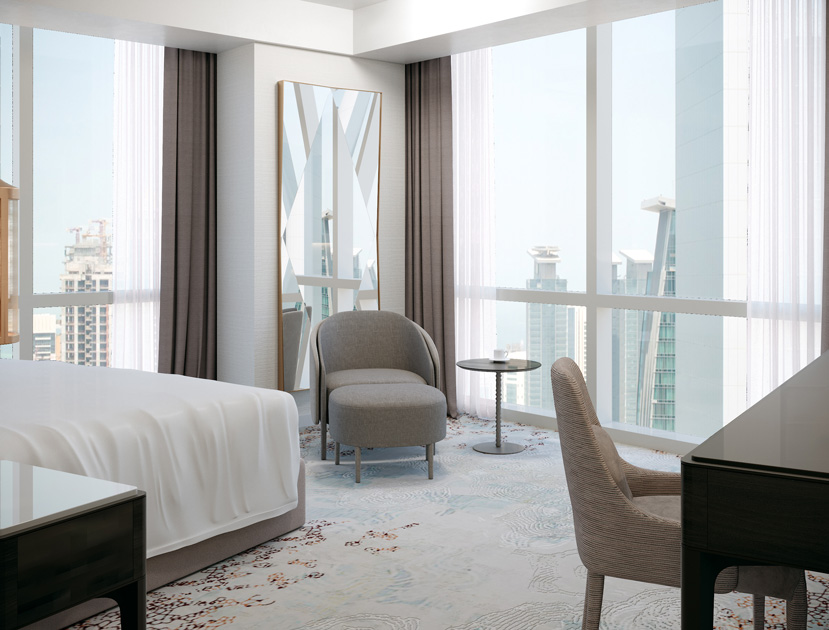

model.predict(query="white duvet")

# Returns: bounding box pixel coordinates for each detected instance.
[0,360,300,557]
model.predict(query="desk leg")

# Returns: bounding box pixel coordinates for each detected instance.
[110,577,146,630]
[682,547,720,630]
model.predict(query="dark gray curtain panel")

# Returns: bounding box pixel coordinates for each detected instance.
[158,48,217,378]
[405,57,457,417]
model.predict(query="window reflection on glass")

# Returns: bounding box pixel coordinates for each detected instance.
[611,309,745,438]
[497,300,586,413]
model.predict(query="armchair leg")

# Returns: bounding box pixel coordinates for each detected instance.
[582,572,604,630]
[753,595,765,630]
[355,446,361,483]
[335,442,340,465]
[427,444,434,479]
[321,420,327,460]
[786,574,808,630]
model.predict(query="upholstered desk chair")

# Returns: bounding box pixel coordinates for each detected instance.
[310,311,443,461]
[550,357,807,630]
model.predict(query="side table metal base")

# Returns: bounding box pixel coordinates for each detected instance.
[473,442,525,455]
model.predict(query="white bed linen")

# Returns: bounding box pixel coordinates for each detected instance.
[0,360,300,557]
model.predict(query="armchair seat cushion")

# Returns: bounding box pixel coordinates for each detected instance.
[326,368,426,392]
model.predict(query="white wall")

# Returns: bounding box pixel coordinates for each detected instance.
[217,42,405,389]
[217,44,257,386]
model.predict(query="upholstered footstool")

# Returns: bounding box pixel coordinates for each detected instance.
[328,383,447,483]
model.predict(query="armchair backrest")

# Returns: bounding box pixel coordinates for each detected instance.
[551,357,635,572]
[317,311,437,386]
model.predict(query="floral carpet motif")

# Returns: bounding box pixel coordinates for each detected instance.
[74,416,829,630]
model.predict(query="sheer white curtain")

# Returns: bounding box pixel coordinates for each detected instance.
[452,49,496,418]
[112,42,164,371]
[747,0,825,403]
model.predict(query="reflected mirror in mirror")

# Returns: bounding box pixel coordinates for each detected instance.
[277,81,382,391]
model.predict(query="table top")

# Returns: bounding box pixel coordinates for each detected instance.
[0,461,138,536]
[457,358,542,373]
[684,351,829,479]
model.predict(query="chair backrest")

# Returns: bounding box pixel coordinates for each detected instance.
[317,311,436,386]
[550,357,634,571]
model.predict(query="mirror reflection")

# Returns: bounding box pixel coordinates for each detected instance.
[278,81,382,391]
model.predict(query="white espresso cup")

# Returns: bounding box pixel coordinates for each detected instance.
[492,348,509,362]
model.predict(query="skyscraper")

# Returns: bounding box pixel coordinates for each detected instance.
[33,313,60,361]
[613,249,654,424]
[636,196,676,431]
[525,246,570,410]
[61,220,112,367]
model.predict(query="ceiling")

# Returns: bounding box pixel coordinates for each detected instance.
[301,0,386,9]
[0,0,712,63]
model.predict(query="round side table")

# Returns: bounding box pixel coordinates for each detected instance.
[457,358,542,454]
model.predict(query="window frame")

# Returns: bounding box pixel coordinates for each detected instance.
[495,25,748,451]
[14,26,114,361]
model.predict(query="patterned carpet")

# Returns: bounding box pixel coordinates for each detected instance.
[75,415,829,630]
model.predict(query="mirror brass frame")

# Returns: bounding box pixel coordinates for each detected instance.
[277,80,382,391]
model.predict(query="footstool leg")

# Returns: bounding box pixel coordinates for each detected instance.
[428,443,434,479]
[321,420,327,461]
[335,442,340,465]
[355,446,361,483]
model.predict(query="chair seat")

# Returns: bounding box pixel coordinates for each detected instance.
[326,368,426,393]
[633,494,681,522]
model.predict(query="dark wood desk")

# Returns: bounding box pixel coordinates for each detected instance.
[681,353,829,628]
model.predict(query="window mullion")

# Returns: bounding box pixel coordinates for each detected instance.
[586,23,613,421]
[18,26,33,361]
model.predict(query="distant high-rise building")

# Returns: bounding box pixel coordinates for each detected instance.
[636,196,676,432]
[673,0,748,437]
[525,246,571,410]
[503,346,527,405]
[613,249,654,424]
[33,313,60,361]
[61,220,111,367]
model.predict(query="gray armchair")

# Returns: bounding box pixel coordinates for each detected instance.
[550,357,807,630]
[310,310,442,461]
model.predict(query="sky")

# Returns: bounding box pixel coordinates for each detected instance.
[492,10,679,348]
[32,28,114,295]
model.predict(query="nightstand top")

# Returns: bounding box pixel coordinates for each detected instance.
[0,460,137,536]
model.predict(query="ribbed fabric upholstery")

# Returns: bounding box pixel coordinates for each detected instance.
[551,357,807,630]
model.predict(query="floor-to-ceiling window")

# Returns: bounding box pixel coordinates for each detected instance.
[0,25,162,367]
[461,1,755,442]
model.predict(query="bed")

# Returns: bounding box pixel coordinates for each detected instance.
[0,360,306,630]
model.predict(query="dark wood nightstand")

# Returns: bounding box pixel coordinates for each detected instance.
[0,461,146,630]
